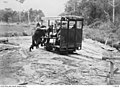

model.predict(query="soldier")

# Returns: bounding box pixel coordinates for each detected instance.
[29,22,45,51]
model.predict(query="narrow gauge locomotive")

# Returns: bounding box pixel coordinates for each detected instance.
[41,15,84,54]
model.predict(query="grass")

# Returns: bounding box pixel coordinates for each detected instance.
[0,24,35,37]
[83,22,120,49]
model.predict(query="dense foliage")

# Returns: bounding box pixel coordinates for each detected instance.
[63,0,120,25]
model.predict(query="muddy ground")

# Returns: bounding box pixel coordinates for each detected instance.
[0,36,120,85]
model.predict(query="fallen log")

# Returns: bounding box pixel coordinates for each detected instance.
[0,38,19,46]
[0,39,8,43]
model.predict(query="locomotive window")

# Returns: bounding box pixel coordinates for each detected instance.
[77,21,82,29]
[61,21,67,28]
[69,21,75,29]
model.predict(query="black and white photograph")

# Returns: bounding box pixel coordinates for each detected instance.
[0,0,120,86]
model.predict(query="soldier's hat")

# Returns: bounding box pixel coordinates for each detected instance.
[36,22,40,27]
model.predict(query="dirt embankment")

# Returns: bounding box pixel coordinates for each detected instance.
[0,36,120,85]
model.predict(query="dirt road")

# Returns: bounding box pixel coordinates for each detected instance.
[0,36,119,85]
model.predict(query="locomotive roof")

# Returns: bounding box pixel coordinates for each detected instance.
[41,15,83,21]
[61,15,83,21]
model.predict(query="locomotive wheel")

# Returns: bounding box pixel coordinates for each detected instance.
[45,46,52,51]
[68,50,74,54]
[45,46,53,51]
[59,51,68,55]
[55,47,60,52]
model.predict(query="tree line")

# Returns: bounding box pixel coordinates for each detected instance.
[61,0,120,25]
[0,8,45,23]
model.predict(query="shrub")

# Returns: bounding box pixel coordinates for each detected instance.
[84,22,120,46]
[22,31,28,36]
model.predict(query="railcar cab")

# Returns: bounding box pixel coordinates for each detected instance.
[58,16,84,53]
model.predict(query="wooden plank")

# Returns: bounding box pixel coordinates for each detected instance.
[102,56,120,60]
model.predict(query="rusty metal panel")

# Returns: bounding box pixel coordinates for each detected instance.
[60,29,68,48]
[76,29,82,44]
[60,28,82,49]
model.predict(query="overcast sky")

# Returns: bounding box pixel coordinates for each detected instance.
[0,0,69,16]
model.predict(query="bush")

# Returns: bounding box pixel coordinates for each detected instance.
[22,31,28,36]
[4,33,14,37]
[84,22,120,45]
[13,32,19,36]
